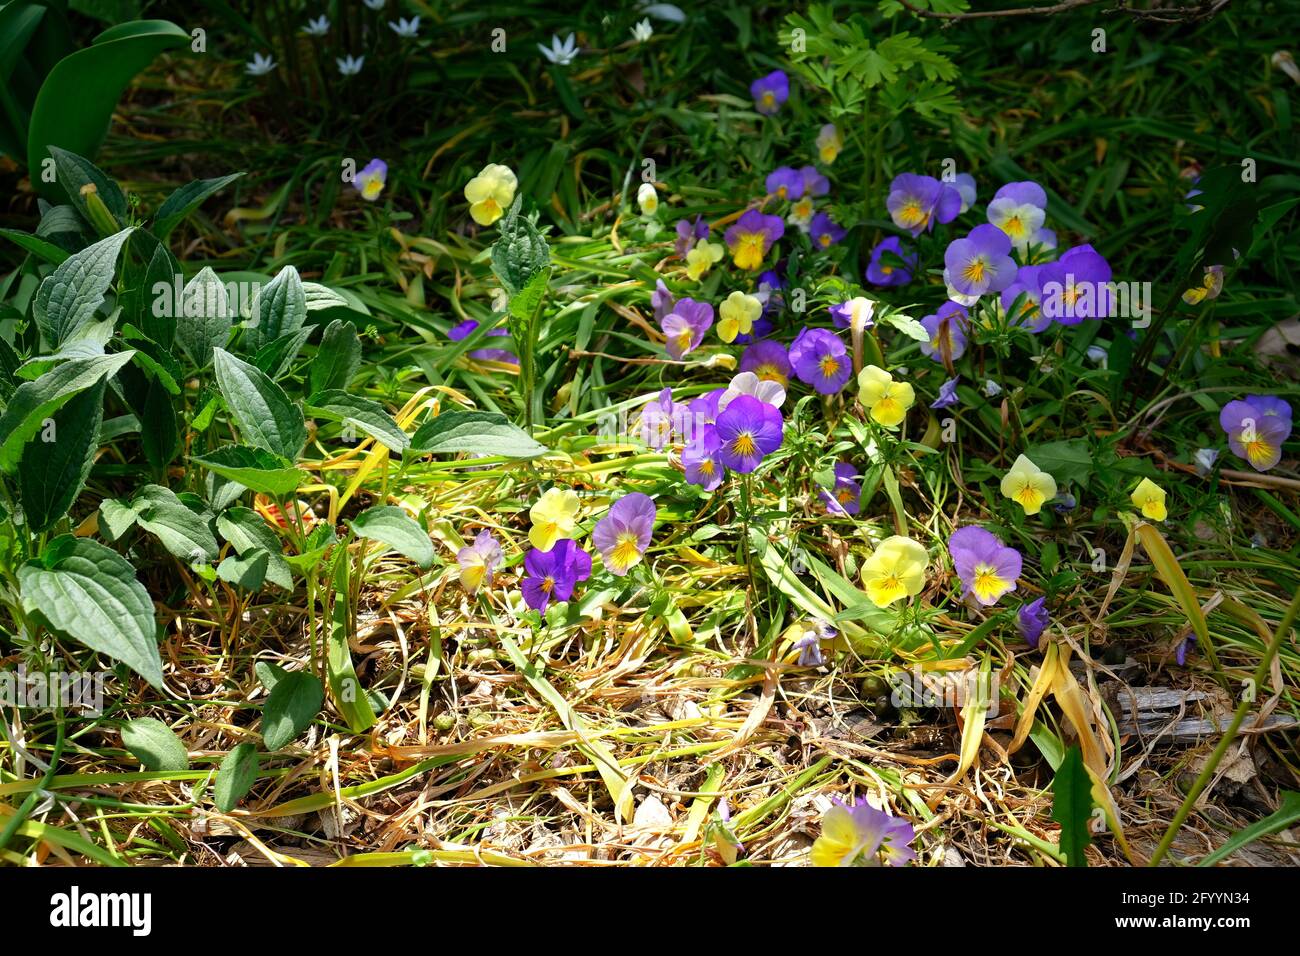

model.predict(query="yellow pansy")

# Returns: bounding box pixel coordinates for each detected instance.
[685,239,724,281]
[810,803,864,866]
[856,365,915,427]
[999,455,1058,516]
[528,487,580,550]
[717,291,761,344]
[816,123,842,165]
[860,536,928,608]
[1130,477,1167,522]
[464,163,517,226]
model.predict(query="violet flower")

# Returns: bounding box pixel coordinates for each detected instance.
[948,525,1022,606]
[819,462,862,516]
[887,173,961,235]
[789,327,852,394]
[522,540,592,613]
[592,492,656,576]
[750,70,788,115]
[660,296,715,359]
[944,224,1016,299]
[740,339,792,385]
[919,302,969,363]
[1017,596,1050,649]
[865,236,917,287]
[715,395,783,473]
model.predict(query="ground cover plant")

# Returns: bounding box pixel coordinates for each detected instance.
[0,0,1298,869]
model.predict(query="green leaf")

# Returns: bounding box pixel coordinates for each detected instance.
[137,242,181,348]
[217,507,292,589]
[17,380,103,532]
[32,227,134,348]
[252,327,311,380]
[1051,744,1093,867]
[211,348,307,459]
[217,550,269,590]
[261,671,324,750]
[490,197,550,295]
[97,496,140,541]
[307,390,409,453]
[29,22,191,201]
[310,318,361,393]
[255,661,290,693]
[18,535,162,688]
[1025,439,1093,487]
[246,265,306,351]
[407,410,546,460]
[153,172,243,240]
[1200,791,1300,866]
[0,350,133,472]
[132,484,220,563]
[326,549,376,734]
[0,227,70,265]
[43,147,128,225]
[213,743,260,812]
[120,717,188,771]
[174,267,233,368]
[191,444,307,497]
[349,505,434,569]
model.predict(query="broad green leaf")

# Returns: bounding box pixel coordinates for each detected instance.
[0,350,133,472]
[246,264,306,350]
[217,507,292,589]
[138,242,181,347]
[120,717,188,771]
[407,410,546,459]
[132,484,219,563]
[490,197,550,295]
[1051,745,1093,867]
[1025,438,1093,487]
[211,348,307,459]
[138,373,180,476]
[252,327,311,380]
[214,743,260,812]
[43,146,128,224]
[349,505,434,569]
[256,661,290,693]
[307,390,409,453]
[217,550,269,590]
[16,380,104,533]
[261,671,324,750]
[191,444,307,497]
[29,23,190,201]
[153,172,244,240]
[18,535,162,688]
[32,227,134,347]
[0,227,70,265]
[175,267,233,368]
[310,318,361,393]
[98,496,141,541]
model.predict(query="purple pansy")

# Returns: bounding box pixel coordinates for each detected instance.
[766,167,804,201]
[689,388,726,428]
[592,492,656,576]
[1219,396,1292,472]
[810,212,847,249]
[944,224,1017,299]
[651,279,675,323]
[948,526,1022,606]
[674,217,709,258]
[865,236,917,287]
[740,339,792,385]
[820,462,862,516]
[919,301,969,363]
[715,395,783,473]
[1038,244,1114,325]
[448,319,518,364]
[887,173,961,235]
[952,173,977,213]
[750,70,788,115]
[522,540,592,613]
[800,166,831,197]
[639,387,691,448]
[1017,596,1050,649]
[725,209,785,271]
[930,376,960,409]
[682,425,726,491]
[992,181,1047,209]
[661,296,715,360]
[789,327,852,394]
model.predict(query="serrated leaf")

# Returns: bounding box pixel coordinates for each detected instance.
[32,227,135,348]
[211,348,307,459]
[252,327,311,380]
[349,505,434,569]
[261,671,323,750]
[310,319,361,393]
[307,390,409,453]
[490,197,550,295]
[246,265,306,351]
[120,717,188,772]
[174,267,233,368]
[132,484,219,563]
[17,381,104,533]
[1051,745,1093,867]
[407,410,546,459]
[153,172,243,240]
[18,535,162,688]
[0,351,133,472]
[213,743,260,812]
[191,444,307,497]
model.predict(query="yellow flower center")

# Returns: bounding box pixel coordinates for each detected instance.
[898,199,928,229]
[962,258,987,285]
[972,564,1006,603]
[541,576,555,594]
[1244,438,1275,467]
[731,432,757,457]
[610,533,642,571]
[819,355,841,379]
